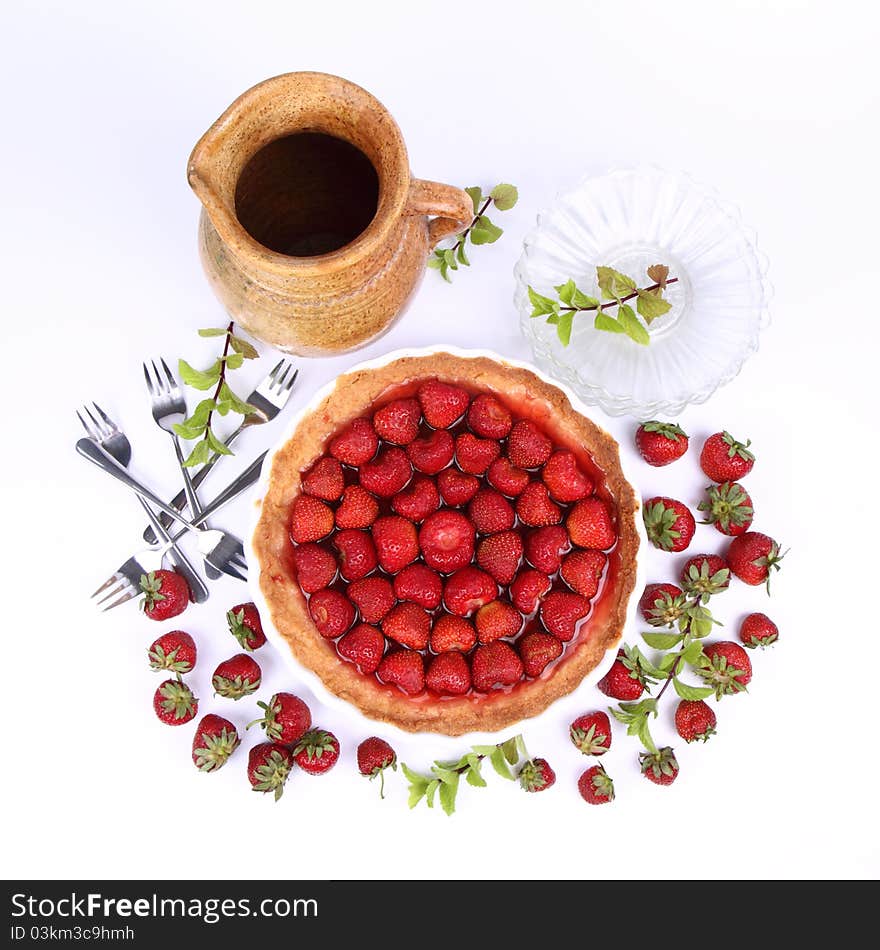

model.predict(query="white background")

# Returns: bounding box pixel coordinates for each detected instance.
[3,0,878,880]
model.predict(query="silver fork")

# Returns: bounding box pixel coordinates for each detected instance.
[76,403,210,604]
[143,358,221,580]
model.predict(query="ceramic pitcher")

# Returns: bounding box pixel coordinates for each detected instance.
[187,72,473,355]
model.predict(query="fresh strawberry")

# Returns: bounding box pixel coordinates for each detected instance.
[523,525,569,573]
[518,631,562,677]
[226,602,267,651]
[406,428,455,474]
[635,421,689,467]
[487,456,530,497]
[212,653,261,700]
[475,600,522,643]
[382,602,431,650]
[540,591,589,641]
[359,446,412,498]
[293,729,340,776]
[638,583,686,627]
[698,641,752,698]
[335,484,379,529]
[371,515,419,573]
[516,481,562,527]
[329,417,378,466]
[291,543,338,593]
[467,393,512,439]
[357,737,398,798]
[640,747,679,786]
[642,496,695,552]
[418,510,475,573]
[726,531,785,592]
[560,549,606,598]
[596,647,651,700]
[674,700,717,742]
[290,495,334,543]
[578,763,614,804]
[680,554,730,599]
[437,467,479,506]
[391,474,440,522]
[377,649,425,694]
[700,430,755,483]
[302,456,344,501]
[425,651,472,695]
[417,379,469,428]
[139,569,191,621]
[308,589,355,639]
[469,487,515,533]
[337,623,386,674]
[153,677,198,725]
[518,757,556,793]
[471,641,524,692]
[739,612,779,649]
[541,450,592,502]
[192,714,239,772]
[509,569,551,614]
[566,497,616,550]
[455,432,501,475]
[429,614,477,653]
[333,528,378,581]
[393,563,442,609]
[476,530,523,585]
[698,481,753,536]
[442,566,497,617]
[507,420,552,469]
[148,630,196,673]
[347,577,395,623]
[372,397,421,445]
[249,692,312,745]
[570,711,612,755]
[248,742,293,800]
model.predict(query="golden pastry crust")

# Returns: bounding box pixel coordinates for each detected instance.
[251,352,640,735]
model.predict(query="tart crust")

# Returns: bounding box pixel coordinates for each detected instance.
[251,352,640,735]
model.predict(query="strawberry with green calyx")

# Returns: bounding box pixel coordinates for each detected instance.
[698,481,753,536]
[153,676,198,726]
[635,421,689,467]
[674,700,717,743]
[639,583,687,627]
[577,763,615,805]
[248,692,311,745]
[696,641,752,699]
[739,612,778,649]
[640,746,679,786]
[226,603,266,651]
[517,757,556,793]
[248,742,293,801]
[700,431,755,483]
[148,630,196,673]
[597,645,659,701]
[642,497,695,552]
[139,569,191,621]
[570,711,612,756]
[726,531,786,593]
[357,737,397,798]
[192,714,240,772]
[212,654,261,700]
[680,554,730,602]
[293,729,340,775]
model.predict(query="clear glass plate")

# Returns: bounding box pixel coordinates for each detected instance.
[514,166,771,417]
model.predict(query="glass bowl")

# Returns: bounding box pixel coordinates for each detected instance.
[514,166,771,417]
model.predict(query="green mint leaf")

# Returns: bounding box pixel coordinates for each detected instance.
[229,335,259,360]
[554,278,576,306]
[642,631,683,650]
[432,766,460,786]
[490,183,518,210]
[636,288,673,324]
[489,747,514,780]
[182,438,211,468]
[618,304,650,345]
[425,779,440,809]
[673,678,715,701]
[224,351,245,371]
[528,286,557,316]
[571,287,600,309]
[500,737,520,766]
[466,767,487,787]
[205,428,233,457]
[217,382,256,417]
[189,399,216,427]
[172,421,207,441]
[198,327,228,337]
[427,256,443,270]
[545,313,560,325]
[594,311,626,334]
[438,773,459,815]
[179,359,221,391]
[611,268,637,297]
[470,215,503,244]
[401,763,428,785]
[440,261,451,282]
[465,186,483,214]
[443,248,457,268]
[635,716,657,753]
[456,242,470,266]
[556,309,574,346]
[471,744,498,757]
[682,641,706,666]
[407,784,427,808]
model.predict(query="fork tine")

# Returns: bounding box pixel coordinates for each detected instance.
[151,359,167,393]
[91,573,121,598]
[266,359,283,384]
[274,364,291,390]
[160,357,179,393]
[143,362,156,395]
[94,579,129,607]
[91,402,117,433]
[102,589,140,612]
[284,368,299,392]
[84,404,109,439]
[220,562,247,582]
[77,409,98,439]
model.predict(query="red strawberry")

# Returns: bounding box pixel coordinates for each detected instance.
[516,481,562,527]
[406,428,455,474]
[518,631,562,677]
[566,497,616,550]
[475,600,522,643]
[248,692,312,745]
[698,641,752,698]
[329,417,378,466]
[468,487,515,533]
[357,737,398,797]
[226,602,266,651]
[391,474,440,522]
[560,549,606,598]
[359,446,412,497]
[372,515,419,573]
[540,591,589,641]
[476,530,523,585]
[153,677,198,725]
[507,420,552,469]
[393,563,442,609]
[642,496,695,552]
[524,525,569,573]
[578,763,614,804]
[372,397,421,445]
[426,651,472,695]
[291,543,337,593]
[335,484,379,529]
[442,566,497,617]
[509,569,551,614]
[308,589,355,639]
[382,601,431,650]
[456,432,501,475]
[698,481,753,536]
[700,430,755,483]
[635,421,689,467]
[518,757,556,793]
[248,742,293,800]
[417,379,470,428]
[337,623,385,674]
[302,456,344,501]
[674,700,717,743]
[377,649,425,694]
[333,529,378,581]
[680,554,730,598]
[638,583,686,627]
[212,653,262,700]
[419,510,475,573]
[192,714,239,772]
[570,711,612,755]
[347,576,395,623]
[726,531,785,592]
[290,495,334,543]
[739,612,779,649]
[467,393,512,438]
[139,569,191,621]
[293,729,340,776]
[596,647,647,700]
[429,615,477,653]
[487,457,530,497]
[541,450,592,502]
[437,468,479,506]
[148,630,196,673]
[640,747,680,786]
[471,641,524,691]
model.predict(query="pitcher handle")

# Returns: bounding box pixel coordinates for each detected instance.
[407,178,474,249]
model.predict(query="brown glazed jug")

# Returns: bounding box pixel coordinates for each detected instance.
[187,72,473,355]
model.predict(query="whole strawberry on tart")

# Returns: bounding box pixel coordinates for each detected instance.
[251,351,640,736]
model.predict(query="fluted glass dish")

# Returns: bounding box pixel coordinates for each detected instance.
[514,167,771,417]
